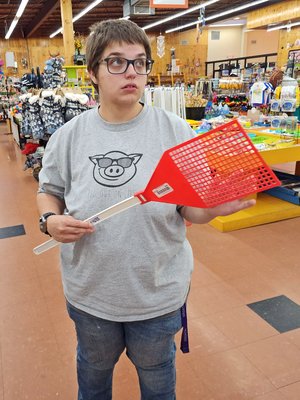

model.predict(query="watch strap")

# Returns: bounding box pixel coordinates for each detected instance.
[39,212,56,235]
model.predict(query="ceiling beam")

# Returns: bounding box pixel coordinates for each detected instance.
[23,0,60,38]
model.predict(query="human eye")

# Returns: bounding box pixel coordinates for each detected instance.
[135,58,146,68]
[109,57,125,67]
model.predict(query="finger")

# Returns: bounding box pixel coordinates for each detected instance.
[237,199,256,210]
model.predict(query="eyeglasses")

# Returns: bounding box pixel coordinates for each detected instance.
[99,57,154,75]
[96,157,134,168]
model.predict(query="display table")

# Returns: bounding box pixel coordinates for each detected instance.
[209,130,300,232]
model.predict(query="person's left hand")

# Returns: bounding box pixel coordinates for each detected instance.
[207,198,256,218]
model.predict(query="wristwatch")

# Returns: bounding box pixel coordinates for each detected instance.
[39,212,56,235]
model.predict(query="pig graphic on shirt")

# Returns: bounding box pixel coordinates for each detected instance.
[89,151,142,187]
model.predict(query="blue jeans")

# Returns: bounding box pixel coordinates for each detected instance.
[67,302,182,400]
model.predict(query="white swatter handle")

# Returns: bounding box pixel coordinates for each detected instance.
[33,196,142,255]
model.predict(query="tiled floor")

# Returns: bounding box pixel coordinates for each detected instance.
[1,122,300,399]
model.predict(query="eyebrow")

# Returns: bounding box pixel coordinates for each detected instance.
[105,52,147,58]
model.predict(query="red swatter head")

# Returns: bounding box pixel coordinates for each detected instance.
[136,120,280,208]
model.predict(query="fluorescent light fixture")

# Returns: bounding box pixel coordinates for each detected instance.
[5,0,29,39]
[73,0,104,23]
[209,23,244,27]
[166,0,270,33]
[16,0,29,18]
[50,0,104,38]
[142,0,220,30]
[50,28,63,39]
[267,21,300,31]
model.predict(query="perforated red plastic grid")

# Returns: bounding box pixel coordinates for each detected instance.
[168,120,280,207]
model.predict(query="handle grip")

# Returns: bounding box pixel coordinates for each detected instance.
[33,195,142,255]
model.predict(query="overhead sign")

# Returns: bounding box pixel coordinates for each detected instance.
[150,0,188,9]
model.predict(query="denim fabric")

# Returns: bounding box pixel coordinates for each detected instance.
[67,301,182,400]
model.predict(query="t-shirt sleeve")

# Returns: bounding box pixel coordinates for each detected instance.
[38,133,65,200]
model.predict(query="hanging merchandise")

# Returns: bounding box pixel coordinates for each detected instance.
[249,80,273,107]
[156,35,165,58]
[43,57,65,89]
[19,93,32,136]
[20,68,37,91]
[28,95,45,140]
[271,75,300,113]
[40,90,65,134]
[144,87,186,119]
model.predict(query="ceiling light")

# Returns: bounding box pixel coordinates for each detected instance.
[50,28,63,39]
[267,20,300,31]
[142,0,220,30]
[209,23,244,27]
[50,0,104,38]
[5,0,29,39]
[166,0,270,33]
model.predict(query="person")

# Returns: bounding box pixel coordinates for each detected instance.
[37,19,255,400]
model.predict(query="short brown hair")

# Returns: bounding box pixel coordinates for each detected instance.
[86,19,152,93]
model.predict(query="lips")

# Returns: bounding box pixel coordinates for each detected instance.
[122,83,137,89]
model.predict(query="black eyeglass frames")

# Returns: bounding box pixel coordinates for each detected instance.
[99,57,154,75]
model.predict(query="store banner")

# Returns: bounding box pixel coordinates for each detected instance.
[157,35,165,58]
[150,0,188,8]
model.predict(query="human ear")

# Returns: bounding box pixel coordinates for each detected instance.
[88,70,98,85]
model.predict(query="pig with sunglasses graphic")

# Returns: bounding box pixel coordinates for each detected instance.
[89,151,142,187]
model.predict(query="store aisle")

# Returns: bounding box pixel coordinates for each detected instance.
[1,122,300,400]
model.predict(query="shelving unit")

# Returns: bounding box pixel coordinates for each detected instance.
[148,73,184,86]
[205,53,277,78]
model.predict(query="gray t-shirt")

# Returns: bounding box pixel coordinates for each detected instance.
[38,104,196,321]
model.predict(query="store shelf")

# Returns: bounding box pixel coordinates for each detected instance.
[209,193,300,232]
[260,144,300,164]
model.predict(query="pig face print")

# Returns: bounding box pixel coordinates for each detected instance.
[89,151,142,187]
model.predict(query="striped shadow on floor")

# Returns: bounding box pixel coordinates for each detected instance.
[248,295,300,333]
[0,224,26,239]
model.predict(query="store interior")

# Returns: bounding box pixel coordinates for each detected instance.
[1,0,300,399]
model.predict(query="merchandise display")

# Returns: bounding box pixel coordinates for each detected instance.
[1,1,300,231]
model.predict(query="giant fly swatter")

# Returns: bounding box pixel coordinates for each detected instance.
[33,120,280,255]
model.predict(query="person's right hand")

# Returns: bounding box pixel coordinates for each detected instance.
[46,215,95,243]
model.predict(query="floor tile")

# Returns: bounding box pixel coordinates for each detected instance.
[239,335,300,388]
[278,381,300,399]
[187,316,234,355]
[248,295,300,333]
[251,391,287,400]
[0,224,25,239]
[186,348,275,399]
[188,280,245,316]
[208,305,278,347]
[283,327,300,349]
[228,270,281,304]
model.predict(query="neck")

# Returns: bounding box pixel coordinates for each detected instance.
[98,103,143,123]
